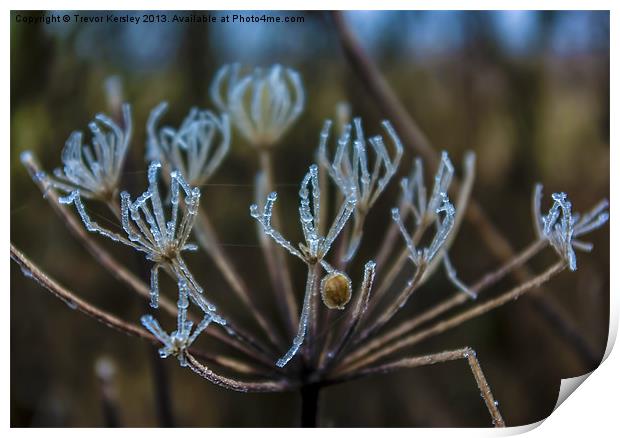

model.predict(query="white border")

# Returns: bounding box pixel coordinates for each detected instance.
[4,1,616,435]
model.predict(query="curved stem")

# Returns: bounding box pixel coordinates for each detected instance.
[336,261,566,375]
[21,154,275,366]
[186,353,290,392]
[10,243,267,376]
[346,239,547,366]
[326,347,505,427]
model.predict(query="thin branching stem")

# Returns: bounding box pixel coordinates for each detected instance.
[368,220,429,313]
[22,154,276,366]
[186,353,291,392]
[374,197,410,271]
[355,264,426,345]
[22,154,173,311]
[346,239,548,365]
[329,348,505,427]
[257,148,299,335]
[10,244,265,376]
[336,261,566,374]
[320,261,376,370]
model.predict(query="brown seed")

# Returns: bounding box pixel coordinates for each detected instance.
[320,271,352,310]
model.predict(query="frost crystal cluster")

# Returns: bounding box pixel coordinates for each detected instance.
[533,184,609,271]
[392,151,476,298]
[318,117,403,261]
[142,279,216,367]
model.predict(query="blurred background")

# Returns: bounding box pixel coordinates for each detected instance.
[11,10,609,427]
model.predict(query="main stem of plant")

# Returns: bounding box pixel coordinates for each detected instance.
[300,383,320,427]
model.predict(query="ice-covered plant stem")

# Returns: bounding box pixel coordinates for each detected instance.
[318,117,403,263]
[251,164,360,367]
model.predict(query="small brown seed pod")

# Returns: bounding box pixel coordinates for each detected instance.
[320,271,352,310]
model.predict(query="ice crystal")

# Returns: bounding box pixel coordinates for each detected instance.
[146,102,231,186]
[251,164,356,266]
[60,161,207,310]
[318,118,403,261]
[47,104,132,200]
[400,152,454,226]
[250,164,357,367]
[210,63,304,147]
[392,192,456,268]
[533,184,609,271]
[392,152,475,297]
[141,279,215,367]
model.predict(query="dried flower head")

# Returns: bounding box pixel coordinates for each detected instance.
[318,117,404,261]
[47,104,132,201]
[533,184,609,271]
[211,63,304,147]
[59,162,216,315]
[146,102,231,186]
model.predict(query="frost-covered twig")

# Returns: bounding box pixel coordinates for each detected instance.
[60,162,204,308]
[321,260,376,369]
[10,244,262,375]
[186,353,291,393]
[340,239,548,368]
[251,164,359,367]
[371,153,475,310]
[58,160,276,359]
[338,261,567,374]
[20,152,273,364]
[332,347,505,427]
[142,278,219,368]
[533,185,609,271]
[253,171,299,334]
[145,103,284,348]
[317,118,403,262]
[211,63,304,148]
[21,151,168,308]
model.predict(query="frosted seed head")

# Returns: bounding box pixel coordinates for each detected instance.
[320,271,352,310]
